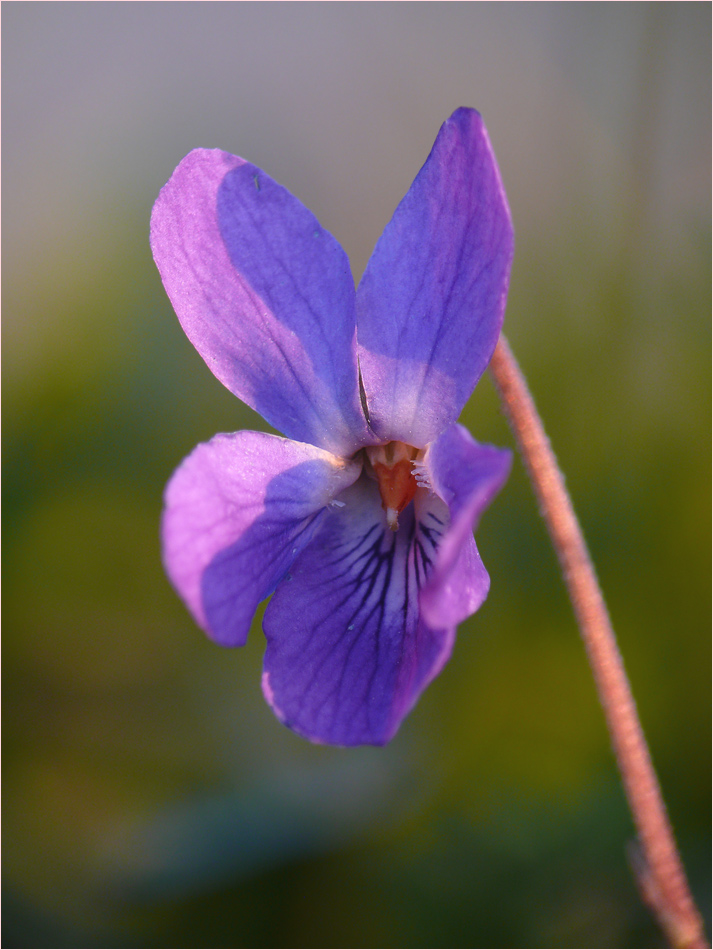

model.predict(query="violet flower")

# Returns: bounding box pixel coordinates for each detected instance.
[151,107,514,746]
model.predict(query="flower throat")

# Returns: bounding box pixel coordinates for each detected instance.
[365,441,420,532]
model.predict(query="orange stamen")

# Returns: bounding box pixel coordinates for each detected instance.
[365,441,419,531]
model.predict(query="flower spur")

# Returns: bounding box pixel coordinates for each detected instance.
[151,107,514,746]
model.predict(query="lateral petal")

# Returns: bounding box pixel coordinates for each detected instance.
[420,424,512,628]
[151,149,371,455]
[356,108,514,446]
[162,431,361,647]
[262,478,455,746]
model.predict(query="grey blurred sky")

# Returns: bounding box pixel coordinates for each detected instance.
[4,2,710,388]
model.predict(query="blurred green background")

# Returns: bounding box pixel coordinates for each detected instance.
[3,3,710,947]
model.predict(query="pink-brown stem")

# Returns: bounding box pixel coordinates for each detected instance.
[489,334,707,950]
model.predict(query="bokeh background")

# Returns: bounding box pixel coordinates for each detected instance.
[3,3,710,947]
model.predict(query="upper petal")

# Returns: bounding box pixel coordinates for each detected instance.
[261,477,455,746]
[356,108,514,446]
[419,423,512,628]
[162,430,361,646]
[151,150,371,455]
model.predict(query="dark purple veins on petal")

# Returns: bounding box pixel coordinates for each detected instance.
[262,480,454,746]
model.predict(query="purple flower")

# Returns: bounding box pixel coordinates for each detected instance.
[151,107,513,746]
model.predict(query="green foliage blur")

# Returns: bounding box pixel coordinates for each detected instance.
[3,4,710,948]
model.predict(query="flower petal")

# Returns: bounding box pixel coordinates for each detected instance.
[162,431,361,646]
[356,108,514,446]
[261,478,455,746]
[151,149,371,455]
[420,424,512,628]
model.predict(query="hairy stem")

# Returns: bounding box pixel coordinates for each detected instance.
[489,334,707,949]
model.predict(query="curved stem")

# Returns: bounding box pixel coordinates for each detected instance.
[489,334,707,949]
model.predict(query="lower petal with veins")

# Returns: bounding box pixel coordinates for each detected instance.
[261,477,454,746]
